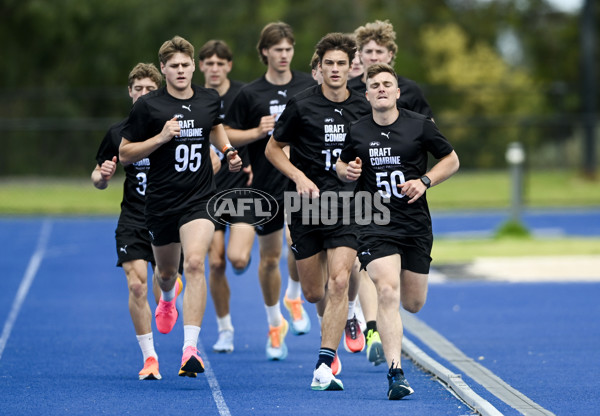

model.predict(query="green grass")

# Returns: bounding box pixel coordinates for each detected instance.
[1,170,599,263]
[432,237,600,264]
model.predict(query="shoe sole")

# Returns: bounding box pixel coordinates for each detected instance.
[139,373,161,380]
[179,355,205,377]
[311,379,344,391]
[388,385,414,400]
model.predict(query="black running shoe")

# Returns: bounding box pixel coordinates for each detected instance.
[387,367,414,400]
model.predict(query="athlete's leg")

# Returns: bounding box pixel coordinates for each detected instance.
[179,218,215,326]
[366,254,402,368]
[122,259,152,335]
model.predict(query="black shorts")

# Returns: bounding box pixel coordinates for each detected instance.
[289,221,358,260]
[254,202,285,236]
[357,234,433,274]
[115,222,155,267]
[213,196,256,232]
[146,199,215,246]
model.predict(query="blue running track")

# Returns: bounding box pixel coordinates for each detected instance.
[0,211,598,415]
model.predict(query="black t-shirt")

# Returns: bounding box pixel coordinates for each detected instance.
[339,109,453,237]
[225,70,316,199]
[212,80,250,191]
[348,75,434,119]
[95,118,148,227]
[121,85,222,215]
[273,85,371,193]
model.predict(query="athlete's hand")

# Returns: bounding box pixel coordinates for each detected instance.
[158,117,180,144]
[227,150,243,172]
[346,157,362,181]
[243,165,253,186]
[397,179,426,204]
[255,115,276,138]
[99,156,117,181]
[296,175,320,199]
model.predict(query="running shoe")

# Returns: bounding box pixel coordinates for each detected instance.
[283,295,311,335]
[266,318,289,360]
[331,351,342,376]
[365,329,386,366]
[179,346,205,378]
[155,278,183,334]
[387,367,414,400]
[138,356,161,380]
[212,329,234,353]
[343,314,365,353]
[311,363,344,391]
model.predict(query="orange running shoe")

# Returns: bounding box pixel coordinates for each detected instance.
[138,356,161,380]
[331,351,342,376]
[266,318,289,360]
[179,346,205,377]
[283,295,311,335]
[343,314,365,353]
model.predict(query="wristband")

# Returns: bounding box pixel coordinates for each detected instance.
[222,144,236,158]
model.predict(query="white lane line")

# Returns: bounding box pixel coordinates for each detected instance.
[197,343,231,416]
[403,336,503,416]
[401,310,556,416]
[0,220,52,360]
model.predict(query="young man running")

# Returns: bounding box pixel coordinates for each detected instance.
[92,62,182,380]
[120,36,242,378]
[225,22,315,360]
[337,63,459,399]
[198,39,254,354]
[265,32,371,391]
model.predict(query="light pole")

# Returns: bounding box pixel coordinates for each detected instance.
[505,142,525,224]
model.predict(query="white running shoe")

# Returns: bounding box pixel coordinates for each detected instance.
[212,330,234,353]
[311,363,344,391]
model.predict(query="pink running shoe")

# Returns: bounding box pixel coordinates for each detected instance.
[179,346,205,377]
[155,278,182,334]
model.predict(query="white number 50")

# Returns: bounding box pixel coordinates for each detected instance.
[376,170,405,198]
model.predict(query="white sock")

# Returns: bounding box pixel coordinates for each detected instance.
[183,325,201,351]
[136,332,157,361]
[161,284,177,302]
[285,277,302,300]
[265,302,282,327]
[217,314,234,332]
[347,299,356,320]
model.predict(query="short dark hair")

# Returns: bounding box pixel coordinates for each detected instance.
[366,63,398,85]
[315,32,356,64]
[198,39,233,62]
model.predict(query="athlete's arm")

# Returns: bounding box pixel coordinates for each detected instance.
[265,136,320,198]
[119,117,180,166]
[91,157,117,190]
[397,150,460,204]
[224,114,275,146]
